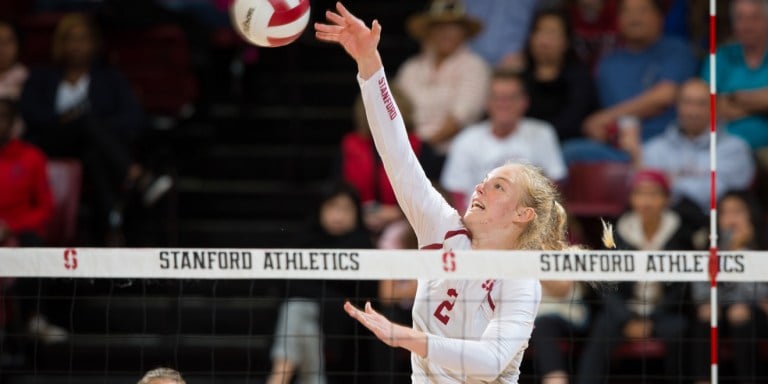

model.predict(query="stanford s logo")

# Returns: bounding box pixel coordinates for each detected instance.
[442,250,456,272]
[64,249,78,270]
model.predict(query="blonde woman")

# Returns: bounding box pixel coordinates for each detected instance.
[316,4,585,382]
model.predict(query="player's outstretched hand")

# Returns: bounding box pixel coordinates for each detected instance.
[344,301,400,347]
[344,300,429,357]
[315,2,382,78]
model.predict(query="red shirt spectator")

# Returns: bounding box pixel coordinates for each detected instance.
[0,99,52,243]
[339,89,439,233]
[341,132,422,206]
[0,139,53,239]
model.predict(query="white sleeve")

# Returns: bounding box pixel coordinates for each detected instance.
[358,69,460,246]
[426,279,540,381]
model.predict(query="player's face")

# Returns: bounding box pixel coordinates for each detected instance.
[147,379,179,384]
[464,165,528,230]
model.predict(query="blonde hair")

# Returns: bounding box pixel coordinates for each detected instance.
[508,163,614,250]
[51,13,100,63]
[137,368,186,384]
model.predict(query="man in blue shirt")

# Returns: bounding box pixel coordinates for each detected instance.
[639,79,754,231]
[703,0,768,149]
[563,0,697,163]
[464,0,537,68]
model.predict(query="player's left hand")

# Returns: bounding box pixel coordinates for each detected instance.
[344,301,407,348]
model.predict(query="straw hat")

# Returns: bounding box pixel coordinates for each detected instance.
[406,0,483,40]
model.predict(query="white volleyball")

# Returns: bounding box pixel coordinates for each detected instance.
[230,0,311,47]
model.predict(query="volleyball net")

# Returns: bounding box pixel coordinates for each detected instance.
[1,248,767,384]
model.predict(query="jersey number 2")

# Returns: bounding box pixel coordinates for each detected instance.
[433,288,458,325]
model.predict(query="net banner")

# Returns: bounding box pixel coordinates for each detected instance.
[0,248,764,281]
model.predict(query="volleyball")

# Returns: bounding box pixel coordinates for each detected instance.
[230,0,311,47]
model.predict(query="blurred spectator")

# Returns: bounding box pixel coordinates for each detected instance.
[137,367,186,384]
[691,191,768,384]
[396,0,490,165]
[464,0,536,68]
[266,183,374,384]
[0,98,66,344]
[339,90,439,234]
[562,0,697,164]
[0,98,52,246]
[522,9,598,142]
[531,278,590,384]
[372,220,418,384]
[576,170,689,384]
[703,0,768,150]
[0,20,26,100]
[661,0,710,58]
[638,79,754,233]
[441,70,566,212]
[568,0,620,71]
[614,170,693,250]
[0,20,27,137]
[19,14,170,244]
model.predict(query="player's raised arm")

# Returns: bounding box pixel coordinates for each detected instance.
[316,2,459,245]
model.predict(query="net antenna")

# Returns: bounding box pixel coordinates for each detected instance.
[708,0,719,383]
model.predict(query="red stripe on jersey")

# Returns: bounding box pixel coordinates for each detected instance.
[444,229,470,240]
[487,294,495,311]
[419,229,471,250]
[267,30,304,46]
[268,0,309,27]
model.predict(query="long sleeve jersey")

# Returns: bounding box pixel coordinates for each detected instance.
[359,69,541,383]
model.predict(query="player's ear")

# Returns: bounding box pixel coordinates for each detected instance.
[513,207,535,224]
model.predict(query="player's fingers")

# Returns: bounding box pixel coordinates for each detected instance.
[336,2,360,24]
[325,10,345,26]
[315,32,339,43]
[343,301,360,317]
[371,19,382,37]
[314,23,343,34]
[364,301,383,318]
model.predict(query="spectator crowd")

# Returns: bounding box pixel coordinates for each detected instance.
[1,0,768,383]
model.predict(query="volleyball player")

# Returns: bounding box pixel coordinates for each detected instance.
[315,3,578,382]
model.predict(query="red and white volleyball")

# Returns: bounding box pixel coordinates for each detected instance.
[230,0,311,47]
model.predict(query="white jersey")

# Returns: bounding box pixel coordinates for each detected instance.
[359,69,541,384]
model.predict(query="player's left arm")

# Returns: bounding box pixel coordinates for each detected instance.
[424,279,539,381]
[346,279,540,381]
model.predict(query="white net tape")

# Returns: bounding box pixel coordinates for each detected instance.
[1,248,765,281]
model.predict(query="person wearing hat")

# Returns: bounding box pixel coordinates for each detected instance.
[395,0,490,164]
[575,168,690,384]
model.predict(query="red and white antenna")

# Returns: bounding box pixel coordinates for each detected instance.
[708,0,719,383]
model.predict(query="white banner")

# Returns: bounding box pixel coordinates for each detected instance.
[0,248,764,282]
